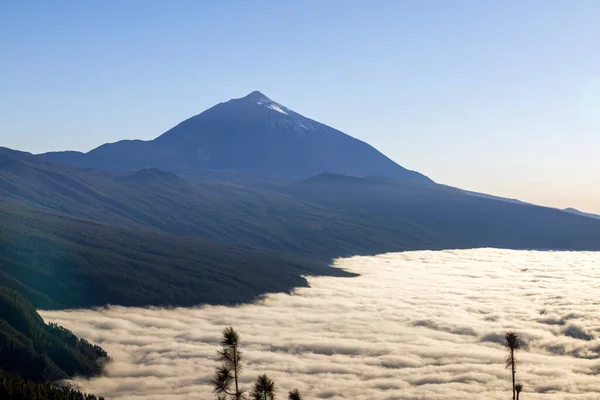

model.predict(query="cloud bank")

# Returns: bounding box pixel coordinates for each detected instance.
[41,249,600,399]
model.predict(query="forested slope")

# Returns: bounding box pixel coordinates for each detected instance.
[0,201,351,309]
[0,286,106,382]
[0,147,445,257]
[0,370,104,400]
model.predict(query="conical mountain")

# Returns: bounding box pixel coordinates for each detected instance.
[42,91,432,182]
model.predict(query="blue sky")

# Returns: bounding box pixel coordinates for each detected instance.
[1,1,599,213]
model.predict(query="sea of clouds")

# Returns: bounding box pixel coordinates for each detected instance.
[41,249,600,399]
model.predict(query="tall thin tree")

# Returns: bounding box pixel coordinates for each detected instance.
[504,332,521,400]
[288,389,303,400]
[251,374,276,400]
[515,383,523,400]
[212,327,246,400]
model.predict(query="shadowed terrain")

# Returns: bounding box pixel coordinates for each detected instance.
[2,147,600,309]
[0,200,349,309]
[0,286,106,382]
[2,91,600,311]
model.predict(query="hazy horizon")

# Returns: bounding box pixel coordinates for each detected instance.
[1,1,599,213]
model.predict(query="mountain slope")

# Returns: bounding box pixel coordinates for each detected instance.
[2,151,600,311]
[7,147,600,253]
[1,147,445,258]
[41,91,432,182]
[5,149,600,258]
[0,285,107,382]
[0,199,352,310]
[286,173,600,251]
[440,185,533,206]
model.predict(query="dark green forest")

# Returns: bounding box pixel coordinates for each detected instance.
[0,285,107,400]
[0,369,104,400]
[0,285,107,399]
[0,285,107,382]
[0,201,352,309]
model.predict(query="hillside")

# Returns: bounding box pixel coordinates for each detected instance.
[286,173,600,251]
[0,147,447,258]
[41,91,432,182]
[0,285,107,382]
[2,151,600,310]
[0,200,352,309]
[8,148,600,258]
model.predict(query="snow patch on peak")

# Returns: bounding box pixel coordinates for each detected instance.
[246,93,290,115]
[267,103,288,115]
[240,90,295,116]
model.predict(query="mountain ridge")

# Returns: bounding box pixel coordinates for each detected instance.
[4,149,600,255]
[564,207,600,220]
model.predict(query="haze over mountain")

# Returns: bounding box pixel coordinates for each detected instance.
[42,91,431,183]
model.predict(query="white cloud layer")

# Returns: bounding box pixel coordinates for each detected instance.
[41,249,600,399]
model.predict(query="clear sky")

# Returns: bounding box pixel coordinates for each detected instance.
[1,1,599,213]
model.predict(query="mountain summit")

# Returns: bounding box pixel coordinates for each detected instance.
[243,90,275,103]
[42,91,432,182]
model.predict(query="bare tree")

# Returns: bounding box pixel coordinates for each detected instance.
[504,332,521,400]
[212,327,246,400]
[288,389,303,400]
[515,383,523,400]
[251,374,276,400]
